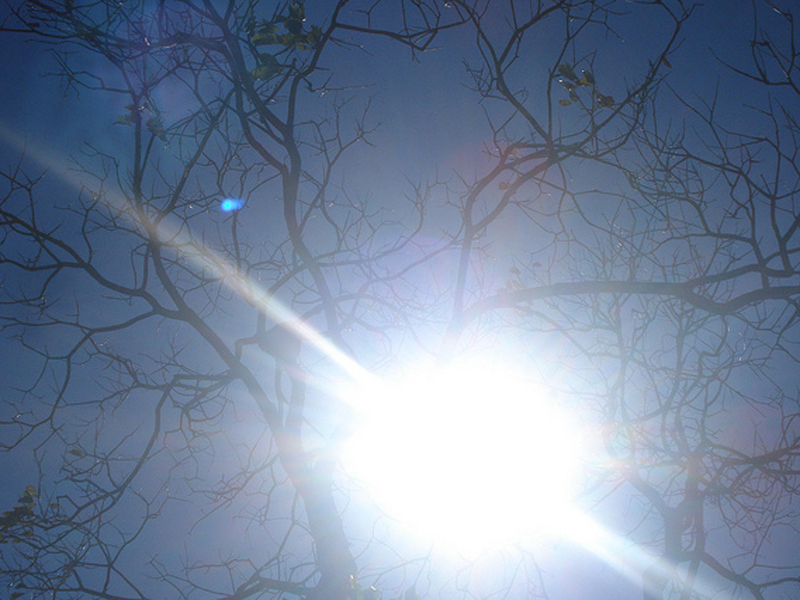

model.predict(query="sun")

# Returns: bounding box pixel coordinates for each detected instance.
[340,357,587,554]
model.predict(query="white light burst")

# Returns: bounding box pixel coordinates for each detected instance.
[342,358,586,554]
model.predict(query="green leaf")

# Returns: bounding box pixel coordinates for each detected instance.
[285,16,303,36]
[284,2,305,36]
[252,21,279,45]
[581,69,595,85]
[116,114,136,126]
[558,99,572,106]
[569,91,580,102]
[288,2,305,21]
[308,25,323,47]
[252,66,272,80]
[146,116,168,142]
[245,15,257,37]
[252,53,283,80]
[558,62,578,81]
[252,31,279,45]
[596,93,615,108]
[69,448,85,457]
[559,78,576,92]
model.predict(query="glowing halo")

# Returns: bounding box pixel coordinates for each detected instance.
[341,357,587,554]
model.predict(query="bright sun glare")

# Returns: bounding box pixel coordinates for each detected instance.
[0,124,718,594]
[341,358,586,554]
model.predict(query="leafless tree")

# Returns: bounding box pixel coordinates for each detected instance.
[1,1,799,599]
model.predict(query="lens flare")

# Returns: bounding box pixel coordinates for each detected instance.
[220,197,245,212]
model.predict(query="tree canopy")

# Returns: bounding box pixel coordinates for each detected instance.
[2,1,800,599]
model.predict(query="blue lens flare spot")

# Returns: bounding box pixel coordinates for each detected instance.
[220,198,245,212]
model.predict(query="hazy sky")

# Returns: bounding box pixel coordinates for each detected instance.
[1,1,797,599]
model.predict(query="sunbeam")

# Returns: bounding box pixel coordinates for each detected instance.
[0,120,370,386]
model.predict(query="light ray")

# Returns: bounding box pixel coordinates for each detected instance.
[563,509,719,599]
[0,121,371,386]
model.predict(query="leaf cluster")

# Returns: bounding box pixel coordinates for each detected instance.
[556,62,614,108]
[0,486,37,544]
[247,1,323,81]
